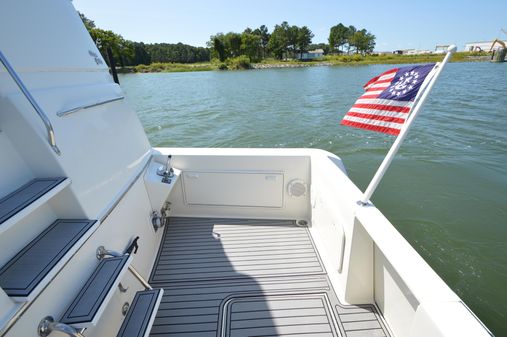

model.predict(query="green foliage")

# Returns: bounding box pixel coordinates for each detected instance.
[226,55,252,70]
[241,33,262,62]
[134,62,216,73]
[145,43,209,64]
[267,22,289,59]
[349,29,376,54]
[296,26,314,57]
[328,23,375,55]
[80,12,209,67]
[88,27,133,67]
[252,25,270,57]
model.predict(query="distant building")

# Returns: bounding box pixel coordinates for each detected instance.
[434,45,450,54]
[297,49,325,60]
[392,49,432,55]
[464,41,507,52]
[404,49,433,55]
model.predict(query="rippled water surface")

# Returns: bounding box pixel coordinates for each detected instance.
[119,62,507,335]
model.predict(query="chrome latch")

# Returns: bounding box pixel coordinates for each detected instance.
[38,316,84,337]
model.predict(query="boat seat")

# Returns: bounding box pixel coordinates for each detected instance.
[0,219,98,302]
[0,177,70,234]
[116,289,163,337]
[60,255,132,328]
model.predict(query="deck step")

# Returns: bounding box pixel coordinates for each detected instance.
[0,177,70,234]
[116,289,163,337]
[60,255,132,328]
[0,219,98,302]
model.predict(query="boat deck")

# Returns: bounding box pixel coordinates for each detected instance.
[149,217,391,337]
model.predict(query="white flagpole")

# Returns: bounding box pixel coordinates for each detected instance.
[359,44,457,205]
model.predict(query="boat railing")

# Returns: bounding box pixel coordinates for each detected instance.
[0,50,61,155]
[56,95,124,117]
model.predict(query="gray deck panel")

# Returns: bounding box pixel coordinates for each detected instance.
[0,178,66,224]
[0,219,97,297]
[116,289,162,337]
[61,256,129,325]
[149,217,391,337]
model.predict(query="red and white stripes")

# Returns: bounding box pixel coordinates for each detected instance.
[341,68,413,136]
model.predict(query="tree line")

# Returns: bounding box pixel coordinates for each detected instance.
[79,12,375,66]
[208,21,375,62]
[79,12,210,66]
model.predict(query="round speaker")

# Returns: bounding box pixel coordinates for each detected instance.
[287,179,307,197]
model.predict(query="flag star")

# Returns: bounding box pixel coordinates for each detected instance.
[408,85,414,90]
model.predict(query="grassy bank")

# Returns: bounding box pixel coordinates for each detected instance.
[134,62,216,73]
[323,51,488,65]
[125,52,489,73]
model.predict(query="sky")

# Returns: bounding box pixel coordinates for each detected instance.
[72,0,507,51]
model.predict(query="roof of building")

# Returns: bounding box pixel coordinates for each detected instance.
[309,49,324,54]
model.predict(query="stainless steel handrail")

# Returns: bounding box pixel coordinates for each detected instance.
[57,95,124,117]
[0,50,61,155]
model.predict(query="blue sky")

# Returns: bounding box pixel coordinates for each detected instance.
[72,0,507,51]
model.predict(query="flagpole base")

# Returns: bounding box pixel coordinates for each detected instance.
[357,200,371,207]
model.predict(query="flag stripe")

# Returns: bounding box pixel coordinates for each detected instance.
[342,115,404,128]
[340,119,401,136]
[344,112,406,124]
[348,107,408,119]
[351,103,411,113]
[355,98,413,107]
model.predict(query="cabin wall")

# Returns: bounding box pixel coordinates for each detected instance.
[159,148,312,221]
[0,0,152,221]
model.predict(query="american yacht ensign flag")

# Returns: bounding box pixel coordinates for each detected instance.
[341,63,437,135]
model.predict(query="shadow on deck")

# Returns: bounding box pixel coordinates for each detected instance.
[148,217,390,337]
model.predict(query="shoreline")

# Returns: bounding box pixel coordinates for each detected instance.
[118,52,491,74]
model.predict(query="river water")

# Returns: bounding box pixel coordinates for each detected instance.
[119,62,507,336]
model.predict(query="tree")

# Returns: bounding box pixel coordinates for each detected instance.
[209,34,227,61]
[253,25,270,57]
[296,26,314,58]
[349,29,376,55]
[346,25,357,53]
[328,23,349,53]
[241,32,262,62]
[224,32,242,58]
[132,42,151,65]
[268,22,289,59]
[286,25,299,57]
[88,28,133,67]
[78,12,95,30]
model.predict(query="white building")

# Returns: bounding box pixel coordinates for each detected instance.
[297,49,325,60]
[464,40,507,51]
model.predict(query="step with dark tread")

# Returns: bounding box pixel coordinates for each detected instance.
[116,289,163,337]
[0,219,97,301]
[0,178,66,225]
[61,255,132,328]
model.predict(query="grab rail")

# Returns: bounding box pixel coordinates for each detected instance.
[57,95,124,117]
[0,50,60,155]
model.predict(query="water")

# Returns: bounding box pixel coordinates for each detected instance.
[119,62,507,336]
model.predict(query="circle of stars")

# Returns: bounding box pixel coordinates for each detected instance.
[389,70,419,97]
